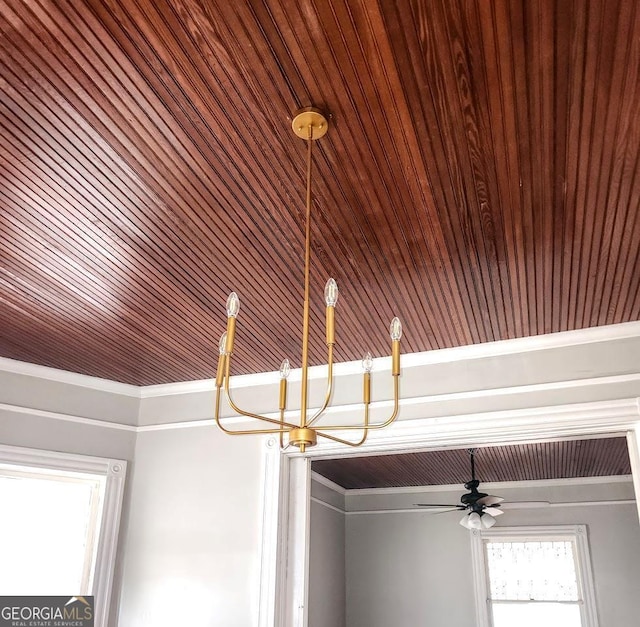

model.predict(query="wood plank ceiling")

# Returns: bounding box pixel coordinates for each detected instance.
[311,437,632,489]
[1,0,639,385]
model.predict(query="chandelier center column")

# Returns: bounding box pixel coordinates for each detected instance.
[292,108,328,445]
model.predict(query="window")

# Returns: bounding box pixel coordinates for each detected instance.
[0,445,127,627]
[0,469,103,594]
[470,526,598,627]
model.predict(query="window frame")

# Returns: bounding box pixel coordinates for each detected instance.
[0,444,127,627]
[469,525,599,627]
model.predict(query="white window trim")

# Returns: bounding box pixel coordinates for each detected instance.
[469,525,599,627]
[0,444,127,627]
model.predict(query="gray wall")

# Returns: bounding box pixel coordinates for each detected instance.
[346,509,476,627]
[0,369,268,627]
[309,480,346,627]
[342,481,640,627]
[116,427,264,627]
[0,370,139,425]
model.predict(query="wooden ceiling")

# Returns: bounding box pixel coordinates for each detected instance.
[311,437,632,489]
[1,1,639,385]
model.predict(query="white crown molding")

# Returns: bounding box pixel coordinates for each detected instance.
[0,404,246,433]
[137,418,216,432]
[344,474,634,496]
[136,415,253,432]
[323,476,634,502]
[0,356,140,397]
[310,496,345,515]
[345,500,635,515]
[400,320,640,367]
[139,378,215,398]
[310,471,347,495]
[0,402,137,432]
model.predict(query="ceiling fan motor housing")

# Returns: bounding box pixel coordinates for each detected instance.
[461,479,488,507]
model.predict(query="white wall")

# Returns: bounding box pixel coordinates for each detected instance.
[308,480,346,627]
[116,427,264,627]
[342,481,640,627]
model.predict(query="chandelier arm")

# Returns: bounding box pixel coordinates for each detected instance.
[280,409,285,449]
[214,387,290,435]
[307,344,335,426]
[322,399,370,447]
[216,423,294,436]
[222,355,300,429]
[222,387,299,430]
[309,375,400,432]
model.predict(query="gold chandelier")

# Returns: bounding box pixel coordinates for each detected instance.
[214,108,402,452]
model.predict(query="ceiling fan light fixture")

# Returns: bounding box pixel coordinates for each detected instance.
[460,511,497,530]
[213,108,403,452]
[461,511,483,529]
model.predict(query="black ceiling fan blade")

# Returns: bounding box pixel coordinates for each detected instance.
[414,503,465,508]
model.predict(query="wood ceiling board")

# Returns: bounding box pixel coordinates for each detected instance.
[0,0,639,384]
[311,437,633,490]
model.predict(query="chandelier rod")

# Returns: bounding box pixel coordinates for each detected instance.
[299,121,315,429]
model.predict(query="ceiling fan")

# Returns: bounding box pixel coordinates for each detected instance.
[415,448,504,529]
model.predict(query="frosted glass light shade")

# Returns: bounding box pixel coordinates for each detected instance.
[460,512,483,529]
[460,511,495,530]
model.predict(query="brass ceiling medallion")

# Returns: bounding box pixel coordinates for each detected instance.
[214,107,402,452]
[290,107,328,139]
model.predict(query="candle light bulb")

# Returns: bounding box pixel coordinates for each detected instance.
[226,292,240,318]
[279,358,291,380]
[362,352,373,373]
[389,317,402,341]
[218,332,228,355]
[324,278,339,307]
